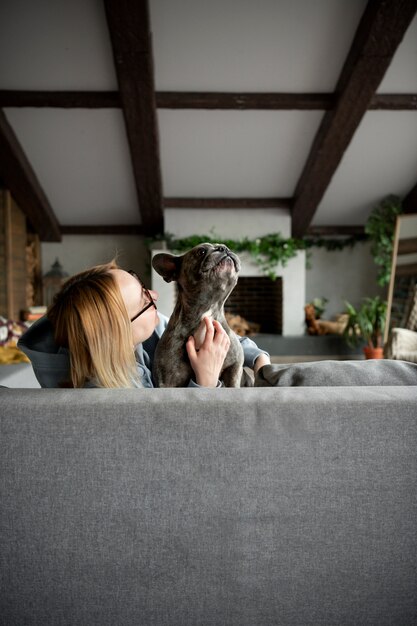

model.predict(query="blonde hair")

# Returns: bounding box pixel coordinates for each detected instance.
[47,261,140,388]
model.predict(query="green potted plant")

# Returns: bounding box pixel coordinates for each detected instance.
[343,296,387,359]
[365,195,402,286]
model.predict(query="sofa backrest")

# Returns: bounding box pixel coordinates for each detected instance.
[1,387,417,625]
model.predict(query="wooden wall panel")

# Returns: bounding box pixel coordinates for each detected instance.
[0,189,29,319]
[0,191,7,315]
[26,232,43,306]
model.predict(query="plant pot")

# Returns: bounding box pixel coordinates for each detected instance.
[363,346,384,360]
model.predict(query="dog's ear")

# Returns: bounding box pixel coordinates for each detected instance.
[152,253,182,283]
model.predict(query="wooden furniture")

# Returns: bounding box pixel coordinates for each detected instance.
[0,189,42,320]
[385,213,417,343]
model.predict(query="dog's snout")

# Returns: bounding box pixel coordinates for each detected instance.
[215,245,228,253]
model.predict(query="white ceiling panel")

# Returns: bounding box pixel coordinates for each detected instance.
[150,0,367,91]
[4,108,139,225]
[0,0,117,90]
[313,111,417,225]
[158,109,323,196]
[377,14,417,93]
[0,0,416,231]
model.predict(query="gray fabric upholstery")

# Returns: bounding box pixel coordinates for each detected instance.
[1,387,417,625]
[255,358,417,386]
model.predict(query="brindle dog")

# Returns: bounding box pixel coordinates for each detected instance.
[152,243,247,387]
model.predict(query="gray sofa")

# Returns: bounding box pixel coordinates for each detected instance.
[1,370,417,625]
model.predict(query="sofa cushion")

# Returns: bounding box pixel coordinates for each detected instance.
[255,359,417,387]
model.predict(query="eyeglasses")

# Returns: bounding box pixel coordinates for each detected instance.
[127,270,157,322]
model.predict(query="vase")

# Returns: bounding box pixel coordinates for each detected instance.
[363,346,384,360]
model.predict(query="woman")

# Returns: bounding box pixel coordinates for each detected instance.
[18,261,270,388]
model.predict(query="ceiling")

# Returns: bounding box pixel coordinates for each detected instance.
[0,0,416,242]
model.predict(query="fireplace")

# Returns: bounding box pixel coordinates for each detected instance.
[225,276,282,334]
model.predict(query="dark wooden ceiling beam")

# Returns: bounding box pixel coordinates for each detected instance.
[160,92,417,110]
[370,93,417,110]
[0,90,121,108]
[403,181,417,213]
[164,197,291,209]
[59,221,363,237]
[60,224,144,235]
[156,93,335,110]
[291,0,417,238]
[306,225,366,236]
[103,0,163,236]
[0,109,61,241]
[2,90,417,110]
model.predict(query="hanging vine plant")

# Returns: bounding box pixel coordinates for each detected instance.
[149,231,368,280]
[364,194,403,286]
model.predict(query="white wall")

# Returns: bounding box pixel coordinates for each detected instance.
[165,208,291,238]
[42,235,385,329]
[305,241,386,318]
[41,235,149,278]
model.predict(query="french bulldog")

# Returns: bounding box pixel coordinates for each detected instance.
[152,243,247,387]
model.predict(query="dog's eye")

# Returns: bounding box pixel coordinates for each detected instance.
[197,249,207,257]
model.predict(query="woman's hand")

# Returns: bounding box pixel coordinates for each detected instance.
[186,317,230,388]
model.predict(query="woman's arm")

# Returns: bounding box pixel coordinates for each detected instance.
[238,335,271,372]
[253,352,271,374]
